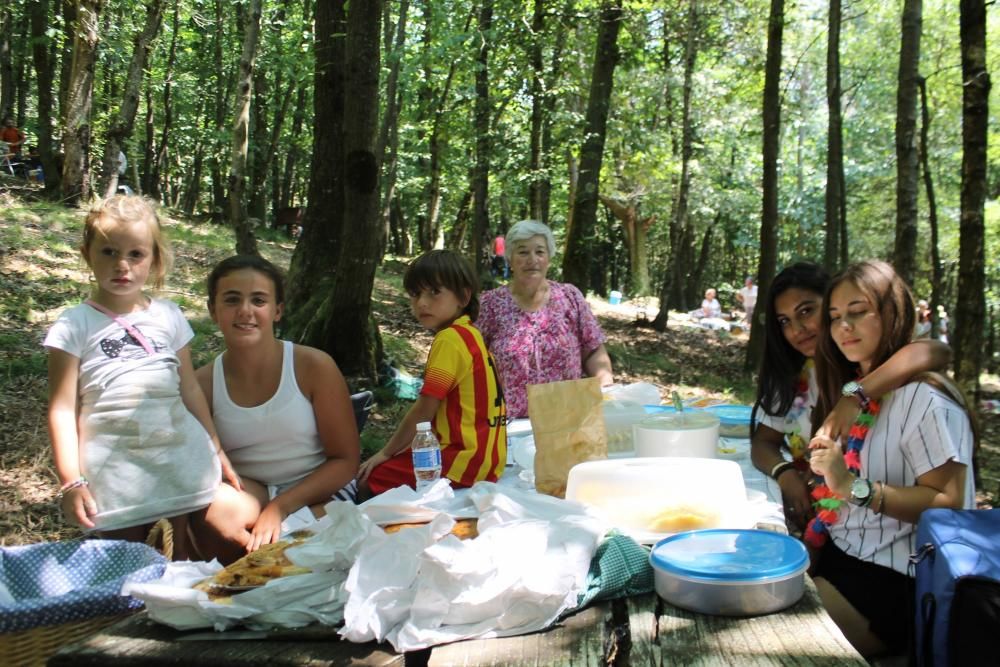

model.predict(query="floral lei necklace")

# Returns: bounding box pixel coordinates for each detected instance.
[784,360,813,469]
[803,396,881,548]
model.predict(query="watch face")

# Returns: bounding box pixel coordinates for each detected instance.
[843,381,860,397]
[851,478,872,501]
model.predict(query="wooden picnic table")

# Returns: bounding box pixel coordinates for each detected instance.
[49,578,864,666]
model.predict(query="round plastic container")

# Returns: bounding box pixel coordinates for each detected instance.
[650,529,809,616]
[633,411,720,458]
[609,290,623,305]
[702,404,753,439]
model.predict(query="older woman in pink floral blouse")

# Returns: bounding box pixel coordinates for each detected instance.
[475,220,614,418]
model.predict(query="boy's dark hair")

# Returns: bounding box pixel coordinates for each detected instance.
[207,254,286,308]
[403,249,480,321]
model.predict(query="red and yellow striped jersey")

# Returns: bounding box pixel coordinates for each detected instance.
[421,315,507,487]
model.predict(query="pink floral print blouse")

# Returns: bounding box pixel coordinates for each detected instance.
[476,280,606,418]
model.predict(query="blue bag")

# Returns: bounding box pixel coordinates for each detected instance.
[911,508,1000,667]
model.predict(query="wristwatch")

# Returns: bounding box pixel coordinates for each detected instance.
[849,477,873,506]
[842,381,871,409]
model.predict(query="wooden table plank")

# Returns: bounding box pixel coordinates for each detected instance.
[47,613,404,667]
[424,601,613,666]
[49,584,864,666]
[627,580,866,666]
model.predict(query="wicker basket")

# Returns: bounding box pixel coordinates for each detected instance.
[0,612,130,667]
[0,527,172,666]
[145,518,174,560]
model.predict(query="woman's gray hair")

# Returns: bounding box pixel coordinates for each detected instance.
[505,220,556,261]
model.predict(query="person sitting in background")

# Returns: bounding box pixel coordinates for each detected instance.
[694,288,722,319]
[737,277,758,323]
[357,250,506,496]
[914,299,931,338]
[937,305,949,344]
[475,220,613,419]
[1,116,25,157]
[807,260,975,658]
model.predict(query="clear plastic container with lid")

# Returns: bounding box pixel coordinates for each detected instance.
[411,421,442,490]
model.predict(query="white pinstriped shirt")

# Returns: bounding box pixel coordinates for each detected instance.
[830,382,976,575]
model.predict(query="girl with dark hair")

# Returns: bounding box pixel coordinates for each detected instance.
[751,262,949,529]
[190,255,360,564]
[807,260,976,658]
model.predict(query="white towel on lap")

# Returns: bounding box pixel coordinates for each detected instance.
[80,365,220,532]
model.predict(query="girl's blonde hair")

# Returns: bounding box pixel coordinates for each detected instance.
[81,195,173,289]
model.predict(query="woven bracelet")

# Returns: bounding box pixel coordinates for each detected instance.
[57,477,89,499]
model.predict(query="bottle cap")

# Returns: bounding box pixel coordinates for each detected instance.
[416,421,431,432]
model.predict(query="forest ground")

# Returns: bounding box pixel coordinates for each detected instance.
[1,180,997,548]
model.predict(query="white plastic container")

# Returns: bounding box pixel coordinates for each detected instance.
[634,411,720,458]
[650,529,809,616]
[565,457,752,544]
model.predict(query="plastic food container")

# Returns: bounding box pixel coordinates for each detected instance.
[602,400,649,456]
[634,411,720,458]
[703,404,753,439]
[650,529,809,616]
[566,457,752,544]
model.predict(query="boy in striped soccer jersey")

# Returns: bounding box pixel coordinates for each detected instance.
[357,250,506,497]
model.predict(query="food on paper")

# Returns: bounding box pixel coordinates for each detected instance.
[194,533,313,598]
[382,518,479,540]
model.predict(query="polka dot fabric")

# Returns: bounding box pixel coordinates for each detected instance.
[0,539,166,632]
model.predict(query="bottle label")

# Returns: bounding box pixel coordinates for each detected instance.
[412,448,441,469]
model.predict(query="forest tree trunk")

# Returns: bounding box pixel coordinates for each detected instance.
[209,0,226,220]
[377,0,409,258]
[824,0,845,273]
[953,0,989,399]
[746,0,784,372]
[29,0,61,195]
[652,0,697,330]
[893,0,922,285]
[226,0,262,255]
[528,0,545,222]
[472,0,492,277]
[562,0,623,291]
[145,2,178,200]
[100,0,164,198]
[0,5,14,118]
[308,0,382,380]
[284,0,346,321]
[917,77,943,340]
[60,0,103,204]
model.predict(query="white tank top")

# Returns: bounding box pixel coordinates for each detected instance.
[213,340,325,485]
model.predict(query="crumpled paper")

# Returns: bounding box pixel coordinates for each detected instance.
[125,480,607,650]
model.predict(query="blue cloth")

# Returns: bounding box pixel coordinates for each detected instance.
[0,539,166,632]
[576,532,654,609]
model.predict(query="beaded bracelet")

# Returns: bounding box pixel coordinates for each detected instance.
[57,477,89,499]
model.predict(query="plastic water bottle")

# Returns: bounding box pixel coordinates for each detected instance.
[411,421,442,490]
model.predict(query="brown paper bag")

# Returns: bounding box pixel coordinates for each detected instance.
[527,377,608,497]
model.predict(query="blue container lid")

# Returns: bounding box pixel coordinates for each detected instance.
[650,529,808,583]
[702,404,752,425]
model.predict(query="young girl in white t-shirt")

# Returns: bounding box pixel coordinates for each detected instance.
[808,260,976,658]
[44,195,239,559]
